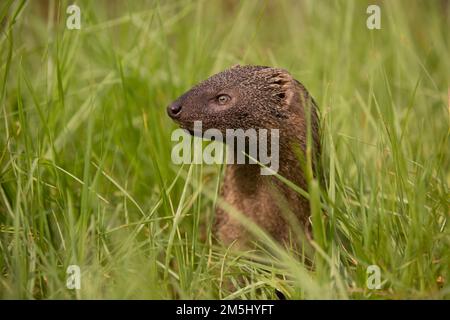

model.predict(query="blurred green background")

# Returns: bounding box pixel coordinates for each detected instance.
[0,0,448,299]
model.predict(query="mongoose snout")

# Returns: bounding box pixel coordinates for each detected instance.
[167,65,320,248]
[167,100,183,118]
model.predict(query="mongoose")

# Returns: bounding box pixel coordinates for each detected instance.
[167,65,320,248]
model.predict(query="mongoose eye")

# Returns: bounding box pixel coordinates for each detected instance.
[216,94,231,105]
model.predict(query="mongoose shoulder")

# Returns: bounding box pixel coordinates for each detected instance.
[167,65,320,248]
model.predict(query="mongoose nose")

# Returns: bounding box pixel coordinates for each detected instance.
[167,102,182,118]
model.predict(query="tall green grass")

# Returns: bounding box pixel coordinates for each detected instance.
[0,0,448,299]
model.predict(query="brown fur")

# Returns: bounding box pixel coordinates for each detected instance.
[167,65,320,248]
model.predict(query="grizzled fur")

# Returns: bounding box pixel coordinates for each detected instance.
[167,65,320,248]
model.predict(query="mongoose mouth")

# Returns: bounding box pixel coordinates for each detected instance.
[184,127,195,136]
[168,111,200,137]
[179,123,201,138]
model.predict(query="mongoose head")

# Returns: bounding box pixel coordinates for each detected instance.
[167,65,311,135]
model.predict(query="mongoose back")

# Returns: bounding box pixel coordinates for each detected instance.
[167,65,320,248]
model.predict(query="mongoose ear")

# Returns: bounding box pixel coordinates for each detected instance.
[265,69,297,108]
[283,79,297,108]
